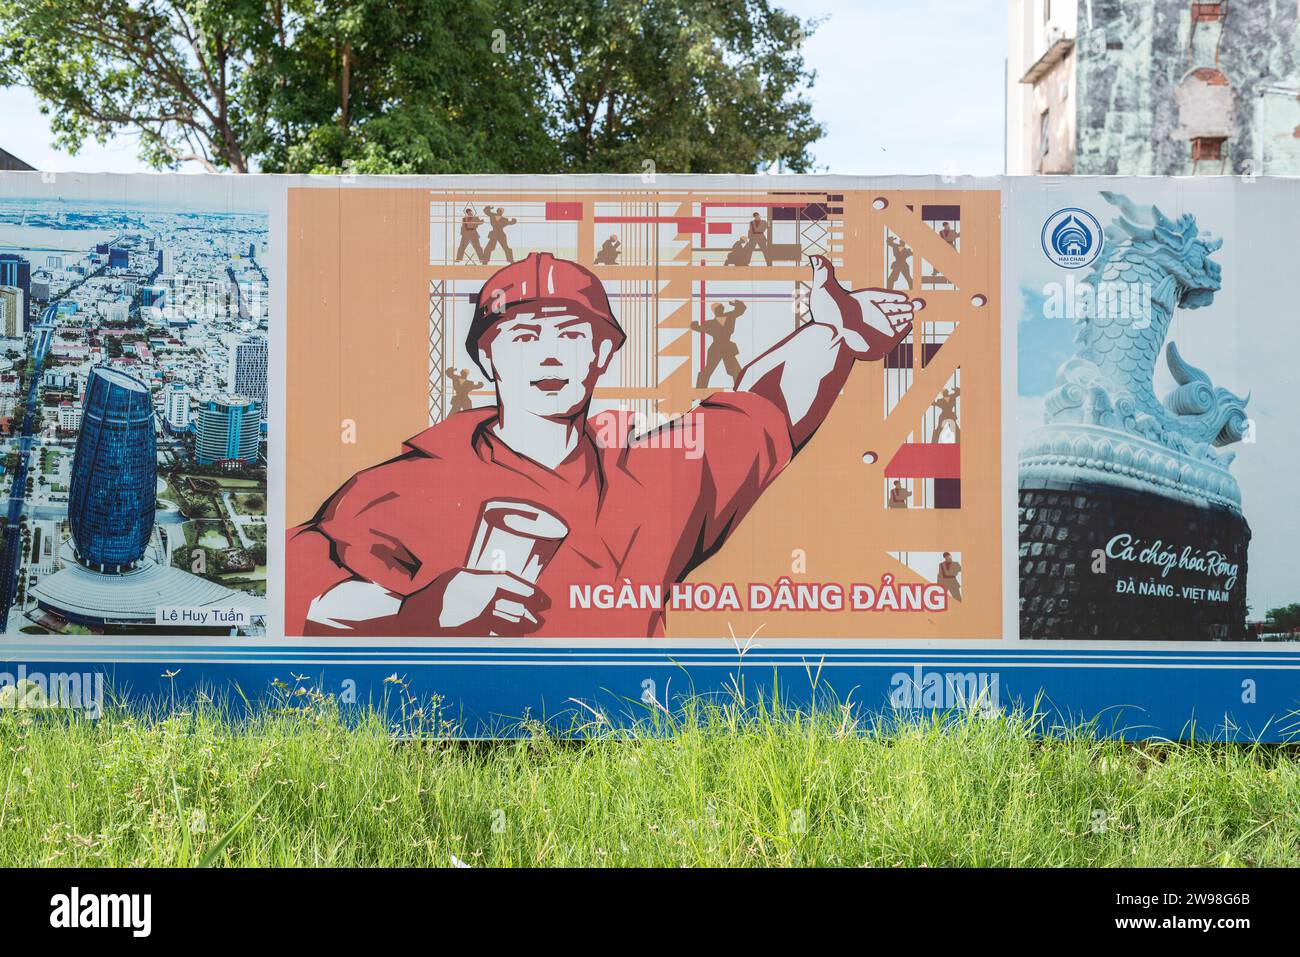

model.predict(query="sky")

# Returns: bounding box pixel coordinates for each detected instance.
[0,0,1009,176]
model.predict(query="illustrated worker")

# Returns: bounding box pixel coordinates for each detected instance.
[723,237,750,267]
[746,212,773,265]
[287,252,915,637]
[691,300,747,388]
[482,206,517,263]
[939,221,959,248]
[886,235,912,289]
[445,367,483,415]
[930,386,960,443]
[594,235,621,266]
[938,551,963,602]
[887,479,911,509]
[454,206,485,263]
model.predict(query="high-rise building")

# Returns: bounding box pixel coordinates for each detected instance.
[43,369,78,392]
[164,382,191,433]
[0,254,30,304]
[195,394,261,466]
[58,401,82,432]
[229,334,268,411]
[1008,1,1300,175]
[67,367,157,573]
[0,285,23,337]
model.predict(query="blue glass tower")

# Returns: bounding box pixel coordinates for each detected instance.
[68,367,157,572]
[0,254,30,301]
[195,395,261,466]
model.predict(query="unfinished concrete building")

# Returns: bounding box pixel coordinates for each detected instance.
[1008,0,1300,175]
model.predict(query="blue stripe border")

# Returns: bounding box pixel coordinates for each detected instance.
[4,643,1297,741]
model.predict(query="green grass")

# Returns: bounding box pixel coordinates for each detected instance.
[0,690,1297,867]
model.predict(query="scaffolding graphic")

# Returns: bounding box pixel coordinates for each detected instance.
[428,279,447,424]
[422,187,1001,638]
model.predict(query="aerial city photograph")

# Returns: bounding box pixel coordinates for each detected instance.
[0,195,268,636]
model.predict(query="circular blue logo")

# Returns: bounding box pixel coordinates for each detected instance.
[1041,207,1104,269]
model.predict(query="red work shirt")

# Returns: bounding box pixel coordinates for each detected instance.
[286,392,794,637]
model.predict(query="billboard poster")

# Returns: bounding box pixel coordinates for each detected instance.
[0,178,272,638]
[285,184,1001,641]
[0,171,1294,739]
[1010,179,1300,643]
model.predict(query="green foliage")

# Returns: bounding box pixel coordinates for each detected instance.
[272,0,560,173]
[1265,604,1300,633]
[0,0,277,171]
[0,693,1297,867]
[503,0,823,172]
[0,0,821,174]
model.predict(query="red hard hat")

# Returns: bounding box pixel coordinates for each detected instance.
[467,253,624,370]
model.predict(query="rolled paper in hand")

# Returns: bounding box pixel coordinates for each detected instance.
[465,500,569,584]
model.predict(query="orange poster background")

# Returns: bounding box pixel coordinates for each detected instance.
[287,185,1001,639]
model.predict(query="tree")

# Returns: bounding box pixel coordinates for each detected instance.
[505,0,823,172]
[271,0,560,174]
[0,0,276,171]
[0,0,821,173]
[1265,604,1300,633]
[0,0,581,171]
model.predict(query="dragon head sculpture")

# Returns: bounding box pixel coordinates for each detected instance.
[1098,191,1222,309]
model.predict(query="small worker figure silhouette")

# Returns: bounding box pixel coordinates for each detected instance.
[886,235,913,289]
[938,221,960,248]
[482,206,517,263]
[938,551,963,602]
[455,206,486,263]
[746,212,773,265]
[930,386,960,443]
[692,299,747,388]
[594,235,621,266]
[446,366,483,414]
[887,479,911,509]
[723,237,751,267]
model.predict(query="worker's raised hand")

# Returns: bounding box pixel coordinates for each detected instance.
[847,288,915,357]
[430,568,550,636]
[808,254,919,360]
